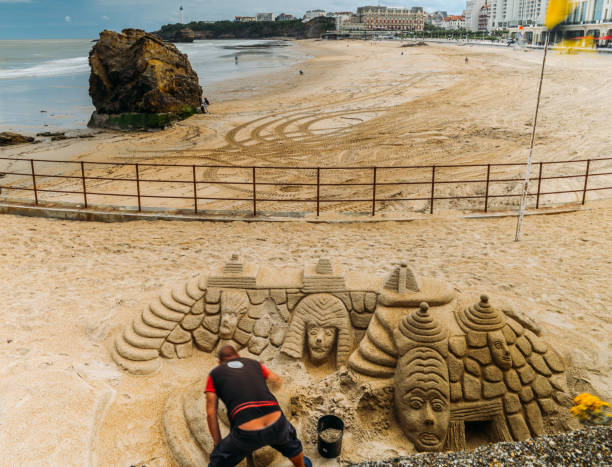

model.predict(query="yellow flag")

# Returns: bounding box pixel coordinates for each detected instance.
[545,0,575,29]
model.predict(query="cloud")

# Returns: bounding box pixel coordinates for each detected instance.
[64,15,71,22]
[101,15,110,20]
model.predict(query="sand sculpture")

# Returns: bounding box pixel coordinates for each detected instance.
[394,303,450,452]
[111,255,377,375]
[281,293,353,367]
[112,257,569,462]
[348,262,568,451]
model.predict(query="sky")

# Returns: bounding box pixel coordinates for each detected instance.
[0,0,464,40]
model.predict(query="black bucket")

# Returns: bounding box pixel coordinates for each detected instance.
[317,415,344,458]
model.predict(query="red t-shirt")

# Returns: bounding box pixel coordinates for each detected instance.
[205,362,271,394]
[205,359,279,427]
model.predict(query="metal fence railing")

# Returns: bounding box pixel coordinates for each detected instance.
[0,157,610,217]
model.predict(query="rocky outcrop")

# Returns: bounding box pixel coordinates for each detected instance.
[88,29,202,130]
[0,132,34,146]
[166,28,195,43]
[155,16,336,41]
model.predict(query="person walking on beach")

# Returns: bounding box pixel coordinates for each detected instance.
[201,97,210,114]
[465,56,469,64]
[205,345,312,467]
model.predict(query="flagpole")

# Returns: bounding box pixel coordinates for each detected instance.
[515,31,551,241]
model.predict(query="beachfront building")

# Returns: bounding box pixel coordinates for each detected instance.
[327,11,354,30]
[492,0,612,45]
[336,19,367,37]
[546,0,612,45]
[466,0,487,30]
[235,16,256,22]
[356,6,427,31]
[427,11,448,27]
[256,13,274,22]
[488,0,546,29]
[479,3,491,31]
[276,13,295,21]
[304,9,326,21]
[440,15,466,29]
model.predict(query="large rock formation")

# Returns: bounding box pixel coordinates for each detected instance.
[88,29,202,130]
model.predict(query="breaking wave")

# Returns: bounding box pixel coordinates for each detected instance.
[0,56,89,79]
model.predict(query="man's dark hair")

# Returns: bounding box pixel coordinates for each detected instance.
[217,345,239,362]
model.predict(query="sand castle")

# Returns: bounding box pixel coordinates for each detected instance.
[112,256,569,463]
[111,255,377,375]
[349,264,567,451]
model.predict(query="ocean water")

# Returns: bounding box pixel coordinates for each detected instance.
[0,38,304,134]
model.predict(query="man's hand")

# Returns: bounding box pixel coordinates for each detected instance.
[205,392,222,446]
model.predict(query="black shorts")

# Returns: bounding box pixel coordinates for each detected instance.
[208,413,303,467]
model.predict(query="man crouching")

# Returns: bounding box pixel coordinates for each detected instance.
[205,345,311,467]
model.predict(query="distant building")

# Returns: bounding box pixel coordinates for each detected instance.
[356,5,426,31]
[256,13,274,22]
[441,15,466,29]
[340,21,366,32]
[465,0,487,31]
[488,0,546,29]
[478,3,491,31]
[235,16,256,22]
[500,0,612,46]
[327,11,354,30]
[276,13,295,21]
[304,9,326,21]
[428,11,448,28]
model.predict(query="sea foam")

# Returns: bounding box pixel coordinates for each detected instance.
[0,56,89,79]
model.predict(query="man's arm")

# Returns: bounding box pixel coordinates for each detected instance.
[266,369,282,390]
[205,392,222,446]
[261,363,282,390]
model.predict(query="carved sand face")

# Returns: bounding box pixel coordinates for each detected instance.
[219,311,239,339]
[219,291,248,340]
[488,330,512,370]
[395,349,450,452]
[396,384,450,451]
[306,324,336,364]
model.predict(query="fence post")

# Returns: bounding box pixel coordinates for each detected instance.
[582,159,591,205]
[135,163,141,212]
[192,165,198,214]
[430,165,436,214]
[252,167,257,217]
[371,167,377,216]
[484,164,491,213]
[30,159,38,205]
[536,162,543,209]
[80,161,88,208]
[316,168,320,216]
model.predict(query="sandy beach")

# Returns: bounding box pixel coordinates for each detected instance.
[1,40,611,216]
[0,40,611,466]
[4,40,612,168]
